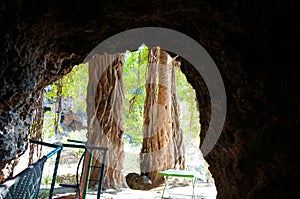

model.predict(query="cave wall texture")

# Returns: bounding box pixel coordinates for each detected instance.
[0,0,299,198]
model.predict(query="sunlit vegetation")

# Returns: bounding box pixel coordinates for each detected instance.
[41,45,210,185]
[43,63,88,141]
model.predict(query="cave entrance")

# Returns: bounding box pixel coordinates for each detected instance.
[121,45,213,184]
[32,44,216,197]
[86,44,216,197]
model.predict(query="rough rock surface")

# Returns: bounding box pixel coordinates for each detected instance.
[0,0,299,198]
[125,173,152,190]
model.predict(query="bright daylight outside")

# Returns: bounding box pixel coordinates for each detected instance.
[14,45,217,199]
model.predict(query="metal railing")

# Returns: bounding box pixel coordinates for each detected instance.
[0,140,62,199]
[59,139,108,199]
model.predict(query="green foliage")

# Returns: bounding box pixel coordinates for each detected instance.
[46,63,88,112]
[43,63,88,140]
[123,44,200,147]
[123,44,148,146]
[175,68,201,145]
[62,63,88,112]
[42,46,208,181]
[43,47,200,148]
[43,111,56,138]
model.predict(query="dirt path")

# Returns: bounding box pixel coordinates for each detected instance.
[52,181,216,199]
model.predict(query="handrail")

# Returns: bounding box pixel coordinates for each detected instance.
[29,139,63,199]
[62,143,86,149]
[63,141,108,151]
[67,139,87,144]
[60,139,108,199]
[0,140,62,199]
[46,146,63,159]
[29,139,61,148]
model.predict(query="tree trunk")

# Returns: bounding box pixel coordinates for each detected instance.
[140,48,177,187]
[87,54,126,189]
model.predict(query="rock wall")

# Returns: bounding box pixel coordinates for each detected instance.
[0,0,299,198]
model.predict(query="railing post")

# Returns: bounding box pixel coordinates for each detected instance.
[49,147,62,199]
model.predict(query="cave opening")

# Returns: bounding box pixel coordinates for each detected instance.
[0,1,298,198]
[121,45,216,195]
[13,44,217,198]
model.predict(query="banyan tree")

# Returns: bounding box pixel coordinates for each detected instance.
[87,47,185,189]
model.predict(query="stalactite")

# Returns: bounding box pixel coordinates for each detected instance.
[87,54,127,189]
[140,48,185,187]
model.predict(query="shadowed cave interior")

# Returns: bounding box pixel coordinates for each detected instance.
[0,0,299,198]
